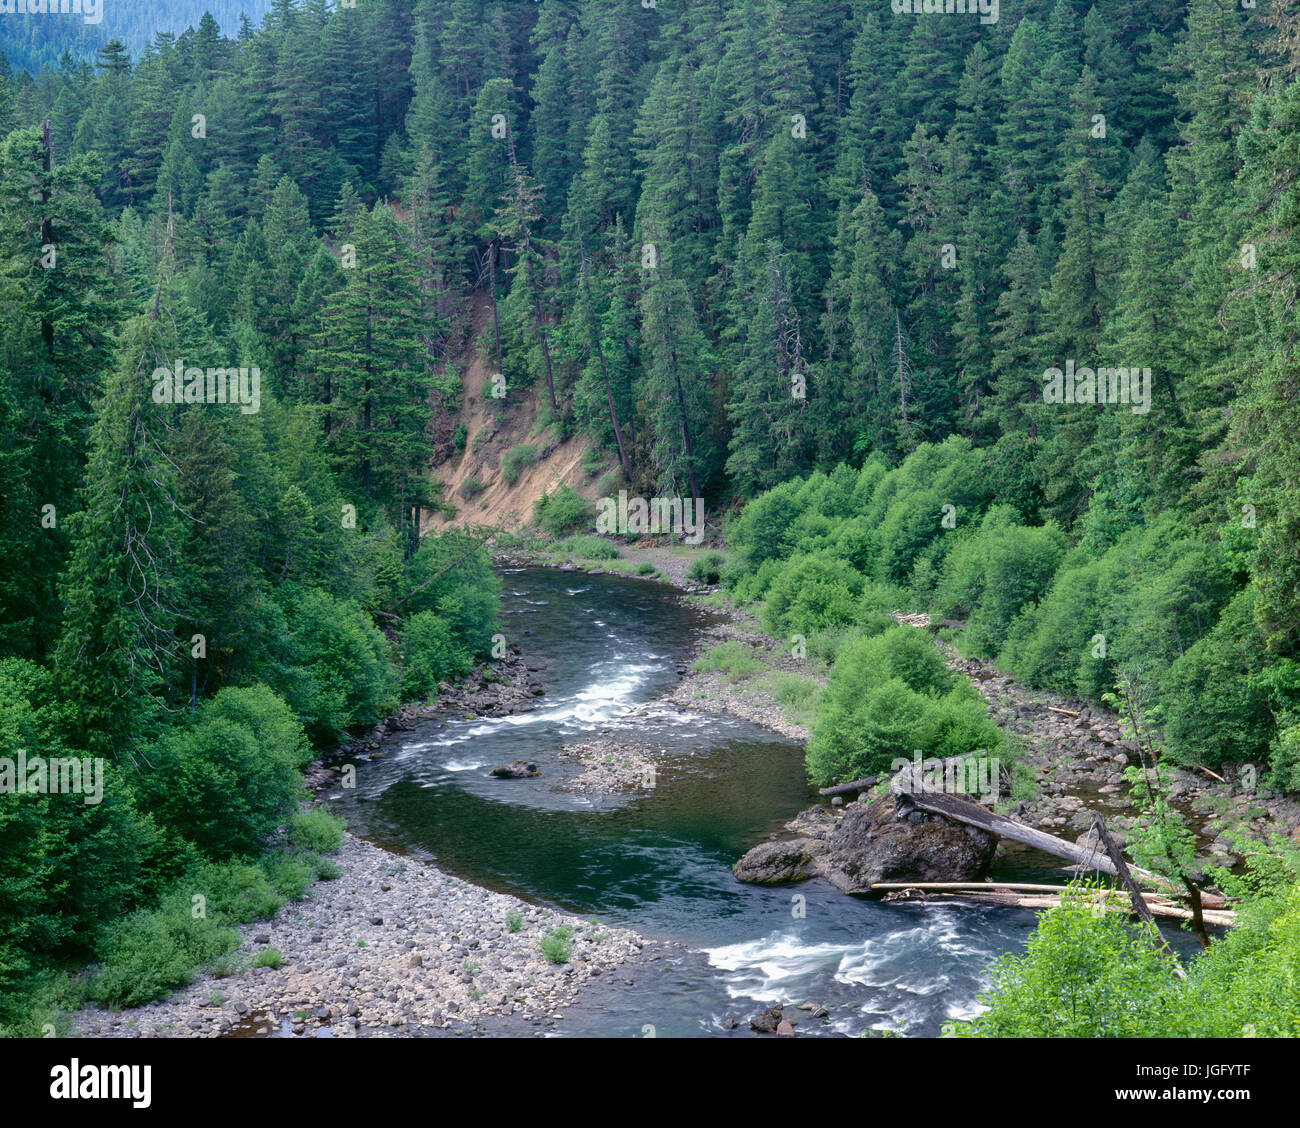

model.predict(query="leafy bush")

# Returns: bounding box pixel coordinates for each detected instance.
[561,534,620,560]
[957,895,1176,1038]
[963,845,1300,1038]
[931,506,1066,657]
[400,611,472,700]
[262,854,316,901]
[141,688,305,860]
[692,641,763,682]
[458,476,483,501]
[254,947,283,969]
[762,552,866,638]
[405,534,501,661]
[189,860,283,924]
[288,807,345,855]
[534,484,591,537]
[505,910,523,933]
[688,552,726,585]
[805,629,997,786]
[500,443,540,485]
[89,890,241,1008]
[201,682,313,769]
[539,925,575,964]
[257,589,399,745]
[1160,589,1274,767]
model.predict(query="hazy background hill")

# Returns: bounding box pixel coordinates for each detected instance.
[0,2,273,72]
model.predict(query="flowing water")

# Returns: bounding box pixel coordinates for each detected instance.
[334,567,1200,1037]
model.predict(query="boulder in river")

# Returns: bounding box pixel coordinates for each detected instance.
[730,839,819,884]
[818,791,996,894]
[733,790,996,895]
[490,760,541,779]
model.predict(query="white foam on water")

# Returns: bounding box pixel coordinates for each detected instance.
[705,933,861,1000]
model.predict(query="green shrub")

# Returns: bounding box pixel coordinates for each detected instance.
[534,484,591,537]
[405,534,501,661]
[253,947,283,969]
[500,443,540,486]
[561,534,619,560]
[201,682,313,769]
[140,691,305,860]
[459,476,483,501]
[505,909,523,933]
[692,640,763,682]
[400,611,473,700]
[805,630,997,786]
[931,506,1066,657]
[539,925,575,964]
[963,846,1300,1038]
[256,589,399,745]
[762,553,866,638]
[957,895,1176,1038]
[856,626,955,696]
[1000,518,1234,704]
[90,891,240,1008]
[189,861,283,924]
[688,552,726,585]
[288,807,345,855]
[263,855,315,901]
[1161,588,1274,767]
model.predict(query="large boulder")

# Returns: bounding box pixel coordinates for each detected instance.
[817,792,996,894]
[731,839,819,884]
[733,790,996,895]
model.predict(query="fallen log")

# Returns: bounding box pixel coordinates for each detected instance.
[1047,706,1080,717]
[893,786,1176,892]
[879,888,1235,927]
[818,775,879,797]
[869,881,1227,909]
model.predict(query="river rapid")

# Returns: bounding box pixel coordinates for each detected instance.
[334,567,1197,1037]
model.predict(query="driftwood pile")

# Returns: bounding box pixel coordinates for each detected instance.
[880,776,1235,929]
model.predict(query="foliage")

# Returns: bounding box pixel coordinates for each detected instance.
[533,484,591,538]
[500,444,540,486]
[538,925,575,965]
[288,807,345,856]
[138,687,306,860]
[399,611,472,701]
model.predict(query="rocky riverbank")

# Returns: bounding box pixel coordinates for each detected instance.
[939,641,1300,864]
[73,609,671,1040]
[74,833,660,1039]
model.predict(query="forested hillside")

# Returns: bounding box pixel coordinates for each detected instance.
[3,0,1300,1044]
[0,3,273,73]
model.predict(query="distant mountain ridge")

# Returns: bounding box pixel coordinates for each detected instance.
[0,1,273,72]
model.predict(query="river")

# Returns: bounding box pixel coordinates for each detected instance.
[333,567,1200,1037]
